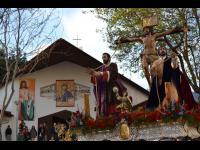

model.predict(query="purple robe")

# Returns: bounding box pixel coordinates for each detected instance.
[91,63,127,117]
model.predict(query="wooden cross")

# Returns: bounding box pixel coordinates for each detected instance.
[115,16,188,87]
[73,35,82,47]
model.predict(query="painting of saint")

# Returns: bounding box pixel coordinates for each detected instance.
[19,79,35,121]
[56,80,75,107]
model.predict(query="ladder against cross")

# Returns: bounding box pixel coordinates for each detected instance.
[73,35,82,47]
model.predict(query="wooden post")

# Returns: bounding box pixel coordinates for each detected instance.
[84,94,90,118]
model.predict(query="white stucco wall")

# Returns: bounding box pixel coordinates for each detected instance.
[123,81,148,106]
[0,61,148,141]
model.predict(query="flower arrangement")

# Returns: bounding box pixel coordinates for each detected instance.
[68,102,200,133]
[68,110,84,128]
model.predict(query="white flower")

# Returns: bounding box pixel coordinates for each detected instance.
[113,87,118,93]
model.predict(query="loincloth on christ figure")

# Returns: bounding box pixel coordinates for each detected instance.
[141,52,159,65]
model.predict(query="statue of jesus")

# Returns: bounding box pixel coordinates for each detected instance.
[115,16,188,87]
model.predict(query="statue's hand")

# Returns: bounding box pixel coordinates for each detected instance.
[176,26,190,32]
[88,68,101,77]
[183,26,189,32]
[171,52,177,58]
[93,71,101,77]
[87,67,95,75]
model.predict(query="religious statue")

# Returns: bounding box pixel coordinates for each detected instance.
[67,110,84,128]
[64,129,73,141]
[115,16,188,87]
[113,87,133,113]
[146,46,197,111]
[57,124,65,140]
[112,87,132,140]
[89,53,127,118]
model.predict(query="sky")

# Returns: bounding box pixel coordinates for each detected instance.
[51,8,149,90]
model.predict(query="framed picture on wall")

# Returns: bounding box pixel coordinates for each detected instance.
[40,84,55,98]
[56,80,75,107]
[19,78,35,121]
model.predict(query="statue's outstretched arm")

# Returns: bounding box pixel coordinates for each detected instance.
[155,26,186,38]
[115,36,143,45]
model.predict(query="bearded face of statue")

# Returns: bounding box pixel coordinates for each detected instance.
[102,54,110,64]
[159,47,166,56]
[143,26,153,35]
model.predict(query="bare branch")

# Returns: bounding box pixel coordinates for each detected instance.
[0,8,61,139]
[188,45,199,79]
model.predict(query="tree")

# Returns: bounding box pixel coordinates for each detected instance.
[0,49,6,83]
[0,8,60,140]
[0,49,27,83]
[92,8,200,94]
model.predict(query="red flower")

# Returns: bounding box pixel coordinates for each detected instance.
[86,118,96,128]
[146,111,161,122]
[175,109,180,114]
[193,113,200,122]
[130,111,145,119]
[126,113,134,124]
[70,124,76,128]
[186,111,193,115]
[96,118,106,129]
[104,116,116,128]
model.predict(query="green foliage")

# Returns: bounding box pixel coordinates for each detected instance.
[94,9,180,72]
[182,114,200,127]
[93,8,200,93]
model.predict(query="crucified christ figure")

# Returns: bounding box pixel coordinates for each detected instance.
[115,25,188,87]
